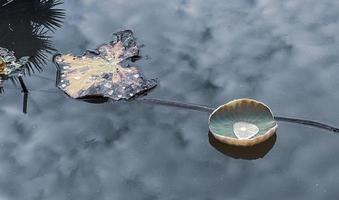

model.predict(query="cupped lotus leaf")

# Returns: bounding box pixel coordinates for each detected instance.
[54,30,157,101]
[0,47,29,76]
[208,98,277,146]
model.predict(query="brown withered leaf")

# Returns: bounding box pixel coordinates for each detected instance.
[54,30,157,101]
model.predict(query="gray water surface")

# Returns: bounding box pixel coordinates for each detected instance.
[1,0,339,199]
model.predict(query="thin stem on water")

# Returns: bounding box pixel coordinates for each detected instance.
[274,116,339,133]
[138,98,339,133]
[136,98,214,113]
[5,80,339,133]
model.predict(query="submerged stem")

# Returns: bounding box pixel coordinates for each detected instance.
[136,98,214,113]
[138,98,339,133]
[6,81,339,133]
[274,116,339,133]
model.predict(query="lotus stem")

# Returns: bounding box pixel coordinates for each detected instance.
[139,98,339,133]
[136,98,214,113]
[274,116,339,133]
[18,76,28,94]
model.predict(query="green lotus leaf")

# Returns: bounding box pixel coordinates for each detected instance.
[208,98,277,146]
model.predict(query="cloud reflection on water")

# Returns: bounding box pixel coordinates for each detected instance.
[0,0,339,199]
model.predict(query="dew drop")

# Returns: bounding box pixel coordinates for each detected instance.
[233,122,259,139]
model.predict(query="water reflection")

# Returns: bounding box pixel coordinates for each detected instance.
[0,0,64,112]
[1,0,339,199]
[0,0,64,77]
[208,131,277,159]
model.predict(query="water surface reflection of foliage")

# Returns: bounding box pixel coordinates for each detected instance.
[0,0,64,113]
[0,0,64,75]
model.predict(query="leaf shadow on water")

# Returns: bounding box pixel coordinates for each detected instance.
[208,131,277,160]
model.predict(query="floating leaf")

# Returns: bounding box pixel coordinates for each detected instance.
[208,98,277,146]
[54,30,157,101]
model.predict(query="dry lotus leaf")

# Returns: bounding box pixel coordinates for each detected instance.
[54,30,157,101]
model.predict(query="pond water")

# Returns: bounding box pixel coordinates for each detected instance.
[1,0,339,199]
